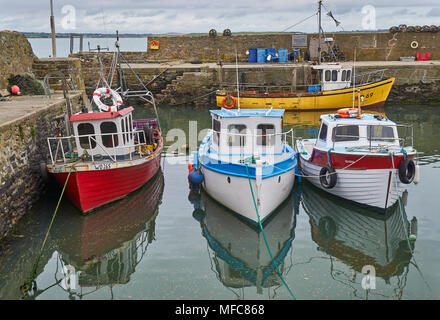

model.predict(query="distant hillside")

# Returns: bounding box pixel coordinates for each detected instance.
[23,32,177,38]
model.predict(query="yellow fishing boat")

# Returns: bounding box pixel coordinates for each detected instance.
[216,65,395,111]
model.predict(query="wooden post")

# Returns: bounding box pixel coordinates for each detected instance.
[70,34,74,54]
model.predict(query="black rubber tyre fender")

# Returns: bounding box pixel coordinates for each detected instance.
[319,166,337,189]
[398,158,415,184]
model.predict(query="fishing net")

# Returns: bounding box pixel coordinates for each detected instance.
[8,73,45,95]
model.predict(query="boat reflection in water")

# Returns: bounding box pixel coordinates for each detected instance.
[301,181,417,299]
[189,185,300,298]
[50,171,164,299]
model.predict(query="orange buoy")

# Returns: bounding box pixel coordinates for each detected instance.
[188,162,194,173]
[10,85,20,95]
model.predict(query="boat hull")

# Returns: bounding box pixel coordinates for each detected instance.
[51,154,161,213]
[200,164,295,223]
[216,78,395,110]
[298,154,405,211]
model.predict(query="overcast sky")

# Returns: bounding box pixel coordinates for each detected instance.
[1,0,440,34]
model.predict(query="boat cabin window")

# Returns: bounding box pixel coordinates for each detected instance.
[100,122,119,148]
[227,124,246,147]
[367,125,395,141]
[213,119,221,145]
[318,123,328,141]
[333,125,359,142]
[332,70,338,81]
[341,70,346,81]
[77,123,96,149]
[325,70,331,81]
[257,124,275,146]
[346,70,351,81]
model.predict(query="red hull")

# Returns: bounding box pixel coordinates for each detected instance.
[310,149,413,170]
[53,156,161,213]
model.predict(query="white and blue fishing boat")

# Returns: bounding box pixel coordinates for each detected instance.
[189,108,297,224]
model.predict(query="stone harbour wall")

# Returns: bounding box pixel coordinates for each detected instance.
[145,31,440,62]
[0,93,83,240]
[0,30,36,89]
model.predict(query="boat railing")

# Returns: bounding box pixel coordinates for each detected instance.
[218,83,313,93]
[352,69,388,86]
[47,129,151,165]
[207,128,295,157]
[331,123,414,152]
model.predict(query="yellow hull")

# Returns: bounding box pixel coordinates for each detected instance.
[216,78,395,110]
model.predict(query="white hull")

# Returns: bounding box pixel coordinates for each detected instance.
[201,166,295,223]
[299,157,405,210]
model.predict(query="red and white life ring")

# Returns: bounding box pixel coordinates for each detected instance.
[223,95,236,109]
[93,87,123,112]
[337,108,359,118]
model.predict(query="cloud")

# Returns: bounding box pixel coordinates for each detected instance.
[426,8,440,16]
[1,0,439,34]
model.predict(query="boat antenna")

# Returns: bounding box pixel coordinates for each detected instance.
[318,0,322,64]
[352,44,357,108]
[235,45,241,111]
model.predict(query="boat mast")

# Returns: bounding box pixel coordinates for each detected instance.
[235,46,241,111]
[318,0,322,64]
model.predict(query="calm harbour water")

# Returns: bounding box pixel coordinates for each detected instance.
[28,37,147,58]
[0,104,439,300]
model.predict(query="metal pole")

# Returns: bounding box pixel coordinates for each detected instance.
[50,0,57,57]
[79,35,83,52]
[318,0,322,64]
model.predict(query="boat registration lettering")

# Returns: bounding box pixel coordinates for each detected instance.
[345,160,355,164]
[94,163,112,170]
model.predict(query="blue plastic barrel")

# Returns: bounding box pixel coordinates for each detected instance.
[278,48,288,63]
[248,48,257,63]
[265,48,277,63]
[307,85,321,93]
[257,48,266,63]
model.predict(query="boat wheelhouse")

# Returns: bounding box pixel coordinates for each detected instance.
[310,64,353,91]
[296,110,419,211]
[190,108,297,224]
[47,105,162,213]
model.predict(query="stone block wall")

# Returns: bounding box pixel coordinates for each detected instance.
[0,93,83,240]
[142,31,440,62]
[0,30,36,89]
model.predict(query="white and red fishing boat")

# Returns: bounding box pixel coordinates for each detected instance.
[46,37,163,214]
[296,107,420,211]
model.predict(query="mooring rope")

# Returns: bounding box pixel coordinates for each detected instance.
[245,164,296,300]
[168,90,217,106]
[268,152,369,179]
[21,166,75,298]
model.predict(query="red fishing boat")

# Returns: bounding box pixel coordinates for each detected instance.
[46,38,163,214]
